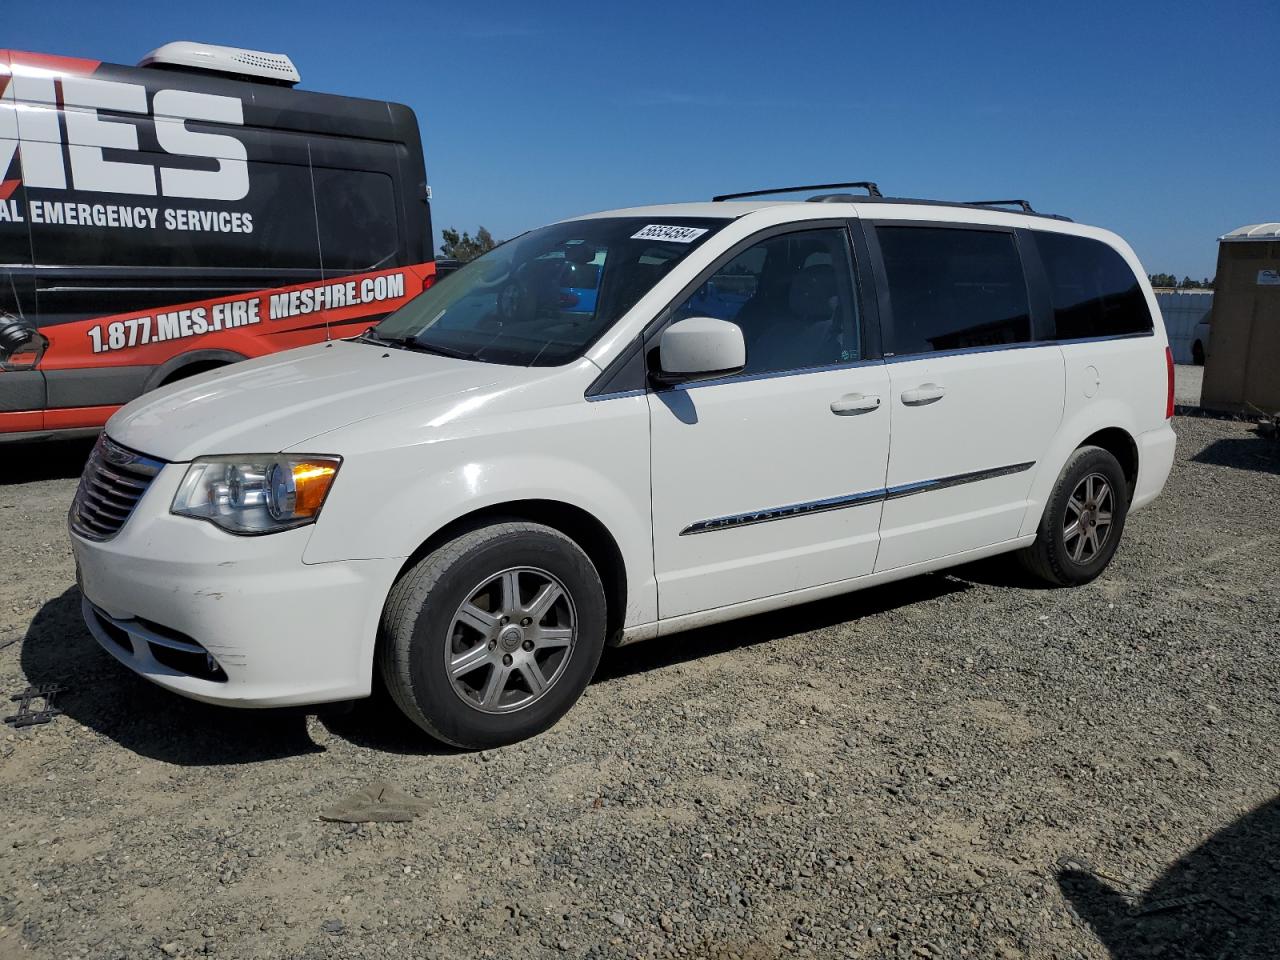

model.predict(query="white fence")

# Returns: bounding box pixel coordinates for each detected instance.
[1156,290,1213,365]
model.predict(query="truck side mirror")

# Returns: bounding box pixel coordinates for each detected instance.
[0,314,46,371]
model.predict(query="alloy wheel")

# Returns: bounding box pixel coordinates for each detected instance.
[1063,472,1114,564]
[444,566,577,714]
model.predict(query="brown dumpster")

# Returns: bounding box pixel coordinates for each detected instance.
[1201,223,1280,413]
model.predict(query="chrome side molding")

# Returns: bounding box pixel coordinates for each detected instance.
[680,461,1035,536]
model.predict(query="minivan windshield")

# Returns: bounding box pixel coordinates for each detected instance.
[371,217,726,366]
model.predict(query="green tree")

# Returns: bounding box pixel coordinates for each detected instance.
[439,226,497,262]
[1148,272,1178,288]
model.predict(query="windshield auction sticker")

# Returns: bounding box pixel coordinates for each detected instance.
[631,224,709,243]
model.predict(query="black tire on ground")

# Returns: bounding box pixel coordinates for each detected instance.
[377,521,607,749]
[1017,445,1130,587]
[1192,340,1205,366]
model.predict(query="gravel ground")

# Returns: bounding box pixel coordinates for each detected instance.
[1,415,1278,960]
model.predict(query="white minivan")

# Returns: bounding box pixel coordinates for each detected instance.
[69,183,1177,748]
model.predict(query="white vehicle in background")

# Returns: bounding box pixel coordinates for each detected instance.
[1192,315,1212,365]
[68,182,1177,749]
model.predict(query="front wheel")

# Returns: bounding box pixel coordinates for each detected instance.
[1017,446,1130,587]
[378,522,607,749]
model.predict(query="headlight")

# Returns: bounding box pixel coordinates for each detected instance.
[171,455,342,534]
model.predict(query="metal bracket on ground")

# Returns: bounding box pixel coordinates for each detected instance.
[4,684,65,728]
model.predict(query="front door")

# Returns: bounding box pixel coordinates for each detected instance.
[648,225,891,620]
[868,223,1064,572]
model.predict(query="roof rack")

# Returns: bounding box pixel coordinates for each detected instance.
[808,193,871,203]
[966,199,1036,213]
[709,183,1071,221]
[712,181,883,202]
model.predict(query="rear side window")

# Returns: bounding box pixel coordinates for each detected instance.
[877,226,1031,356]
[314,168,399,271]
[1034,231,1153,339]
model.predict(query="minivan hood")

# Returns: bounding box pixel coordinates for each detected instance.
[107,340,506,462]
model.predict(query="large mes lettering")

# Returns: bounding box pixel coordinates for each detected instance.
[0,74,250,202]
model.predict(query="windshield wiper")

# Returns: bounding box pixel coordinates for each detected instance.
[356,325,480,361]
[355,329,473,360]
[356,328,396,346]
[390,335,475,361]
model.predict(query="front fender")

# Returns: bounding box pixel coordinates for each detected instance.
[301,392,656,625]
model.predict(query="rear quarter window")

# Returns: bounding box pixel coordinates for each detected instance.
[1034,231,1153,340]
[314,168,399,271]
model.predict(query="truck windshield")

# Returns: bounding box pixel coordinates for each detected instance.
[372,217,726,366]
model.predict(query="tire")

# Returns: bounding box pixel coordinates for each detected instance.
[378,522,607,749]
[160,361,227,386]
[1017,445,1130,587]
[1192,340,1205,366]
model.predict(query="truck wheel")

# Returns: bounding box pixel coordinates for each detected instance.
[160,360,228,386]
[1017,446,1129,587]
[378,522,607,749]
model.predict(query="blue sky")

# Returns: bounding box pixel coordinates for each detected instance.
[11,0,1277,278]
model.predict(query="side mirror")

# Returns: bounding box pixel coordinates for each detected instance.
[652,317,746,385]
[0,313,45,371]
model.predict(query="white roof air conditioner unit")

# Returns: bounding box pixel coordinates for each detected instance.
[139,41,300,86]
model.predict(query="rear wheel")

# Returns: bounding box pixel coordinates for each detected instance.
[378,522,607,749]
[1018,446,1129,586]
[159,360,228,386]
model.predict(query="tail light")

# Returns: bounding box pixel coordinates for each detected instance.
[558,292,580,307]
[1165,346,1175,419]
[421,271,437,292]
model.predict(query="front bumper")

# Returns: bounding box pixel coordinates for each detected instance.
[71,462,402,708]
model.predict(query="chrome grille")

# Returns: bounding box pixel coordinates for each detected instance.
[70,435,165,541]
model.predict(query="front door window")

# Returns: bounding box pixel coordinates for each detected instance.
[673,227,862,376]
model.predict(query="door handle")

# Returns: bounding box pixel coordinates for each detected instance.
[830,393,882,415]
[901,383,946,406]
